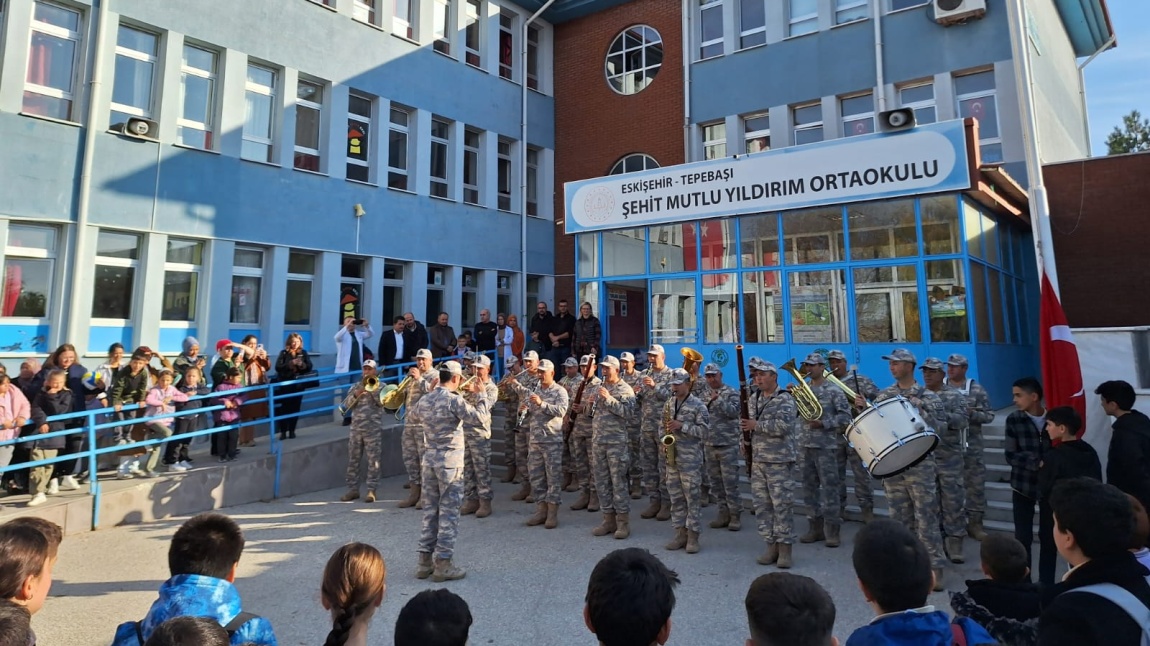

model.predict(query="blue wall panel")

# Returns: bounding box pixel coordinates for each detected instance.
[159,327,198,355]
[0,324,51,354]
[0,114,81,221]
[89,326,133,355]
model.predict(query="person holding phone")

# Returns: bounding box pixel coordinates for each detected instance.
[335,317,375,374]
[238,335,270,447]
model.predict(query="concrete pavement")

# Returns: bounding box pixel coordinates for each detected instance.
[36,474,989,646]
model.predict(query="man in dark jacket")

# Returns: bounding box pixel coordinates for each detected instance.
[379,316,414,379]
[1038,477,1150,646]
[529,303,553,356]
[573,302,602,360]
[403,312,429,362]
[547,300,576,367]
[1098,380,1150,513]
[429,312,456,359]
[472,309,498,357]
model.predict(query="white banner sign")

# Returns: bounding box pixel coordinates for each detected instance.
[564,119,971,234]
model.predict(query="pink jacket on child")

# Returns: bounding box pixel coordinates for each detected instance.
[145,385,189,428]
[0,386,31,442]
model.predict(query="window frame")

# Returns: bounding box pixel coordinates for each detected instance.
[498,11,516,81]
[387,105,413,191]
[433,0,453,55]
[738,0,768,49]
[429,116,452,199]
[92,230,141,323]
[702,121,727,160]
[284,250,315,327]
[1,224,58,322]
[788,0,819,37]
[793,102,823,145]
[393,0,417,39]
[177,43,218,150]
[897,81,937,126]
[604,25,664,96]
[109,24,160,124]
[608,153,660,176]
[23,1,83,121]
[699,0,724,60]
[463,0,482,68]
[463,127,481,206]
[834,0,868,24]
[954,70,1002,163]
[347,91,374,184]
[526,24,540,91]
[161,238,204,323]
[497,137,514,212]
[840,92,875,137]
[526,145,540,216]
[230,247,265,326]
[743,112,770,154]
[353,0,378,26]
[242,63,278,164]
[293,78,325,172]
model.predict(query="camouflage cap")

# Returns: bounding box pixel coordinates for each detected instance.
[472,354,492,368]
[538,359,555,373]
[599,356,621,369]
[946,353,969,367]
[415,348,433,360]
[801,352,826,366]
[523,350,540,362]
[920,357,945,371]
[703,363,722,375]
[748,357,777,374]
[669,368,691,385]
[620,351,636,363]
[563,357,579,368]
[646,344,665,356]
[881,348,917,364]
[441,361,463,376]
[826,350,848,361]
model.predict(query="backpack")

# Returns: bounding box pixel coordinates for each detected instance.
[1072,581,1150,646]
[134,612,259,644]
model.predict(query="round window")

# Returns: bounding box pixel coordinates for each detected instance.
[604,25,663,95]
[609,154,661,175]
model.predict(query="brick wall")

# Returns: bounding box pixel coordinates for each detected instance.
[1043,151,1150,328]
[552,0,685,305]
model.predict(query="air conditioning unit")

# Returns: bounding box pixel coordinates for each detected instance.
[933,0,986,25]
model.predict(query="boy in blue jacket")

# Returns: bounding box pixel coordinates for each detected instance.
[112,512,276,646]
[847,519,995,646]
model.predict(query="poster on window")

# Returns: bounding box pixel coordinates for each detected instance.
[790,288,833,343]
[929,288,967,318]
[340,284,361,325]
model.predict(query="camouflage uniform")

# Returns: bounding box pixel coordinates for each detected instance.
[930,383,971,539]
[639,366,674,503]
[948,378,995,515]
[497,371,520,471]
[402,369,437,486]
[513,371,540,480]
[346,382,385,491]
[801,381,852,526]
[838,371,880,511]
[750,388,798,545]
[570,376,600,496]
[664,394,709,533]
[413,386,491,561]
[512,380,570,504]
[876,383,947,570]
[591,379,637,514]
[559,373,582,478]
[462,378,499,503]
[621,369,644,482]
[704,383,743,515]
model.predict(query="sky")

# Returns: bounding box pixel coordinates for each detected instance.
[1083,0,1150,155]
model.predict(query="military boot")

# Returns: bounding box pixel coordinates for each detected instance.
[415,553,434,580]
[686,530,701,554]
[545,503,559,529]
[777,543,794,569]
[825,523,841,548]
[511,481,531,501]
[946,536,965,564]
[757,542,779,565]
[340,489,360,502]
[398,485,420,508]
[700,485,712,508]
[640,498,661,519]
[562,472,574,492]
[526,502,548,526]
[570,490,590,511]
[476,499,492,518]
[665,527,688,550]
[861,505,875,524]
[656,500,671,521]
[709,506,731,529]
[432,558,466,582]
[500,465,516,483]
[460,498,479,515]
[592,513,617,537]
[728,510,742,531]
[588,491,601,512]
[364,490,376,503]
[967,512,988,541]
[933,568,945,591]
[613,513,630,539]
[630,477,642,499]
[800,518,825,543]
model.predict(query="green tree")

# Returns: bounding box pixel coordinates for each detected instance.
[1106,110,1150,155]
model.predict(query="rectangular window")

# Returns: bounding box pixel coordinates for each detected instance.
[242,64,277,163]
[464,0,481,67]
[2,224,57,319]
[955,70,1001,163]
[393,0,416,39]
[855,264,921,343]
[789,0,818,36]
[526,146,540,216]
[433,0,452,55]
[430,117,451,198]
[793,103,822,144]
[499,12,515,80]
[841,93,874,137]
[898,82,936,125]
[353,0,377,25]
[703,122,726,160]
[739,0,767,48]
[790,270,849,342]
[497,138,513,211]
[347,92,373,183]
[388,106,411,190]
[92,231,140,320]
[835,0,868,24]
[285,251,315,326]
[743,113,770,154]
[651,278,697,344]
[463,128,481,205]
[700,0,724,59]
[526,25,540,90]
[784,207,844,264]
[926,259,970,342]
[177,44,217,149]
[294,79,324,172]
[24,1,82,120]
[162,239,203,322]
[231,248,263,325]
[743,271,784,343]
[110,25,159,126]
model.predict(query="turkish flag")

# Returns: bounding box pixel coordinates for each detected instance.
[1039,271,1086,439]
[683,221,732,288]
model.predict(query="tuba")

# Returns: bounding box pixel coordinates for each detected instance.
[680,347,703,382]
[780,359,824,422]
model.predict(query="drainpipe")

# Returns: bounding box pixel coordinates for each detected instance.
[681,0,692,159]
[872,0,886,112]
[521,0,555,317]
[68,0,112,345]
[1076,34,1116,154]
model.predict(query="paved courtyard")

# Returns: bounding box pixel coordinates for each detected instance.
[37,474,986,645]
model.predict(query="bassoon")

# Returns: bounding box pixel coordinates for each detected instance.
[736,343,752,476]
[563,353,596,441]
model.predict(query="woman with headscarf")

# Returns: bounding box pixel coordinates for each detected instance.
[238,334,270,447]
[507,314,526,361]
[173,337,207,383]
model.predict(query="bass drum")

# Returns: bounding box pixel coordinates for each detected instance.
[844,396,938,479]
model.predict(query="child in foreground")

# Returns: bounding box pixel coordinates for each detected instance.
[320,542,386,646]
[950,533,1040,646]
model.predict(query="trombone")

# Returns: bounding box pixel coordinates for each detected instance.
[779,359,824,422]
[338,376,380,417]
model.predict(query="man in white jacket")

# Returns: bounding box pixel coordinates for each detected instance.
[335,317,374,425]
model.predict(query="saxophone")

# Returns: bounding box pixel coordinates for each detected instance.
[661,404,676,468]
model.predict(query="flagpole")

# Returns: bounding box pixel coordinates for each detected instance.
[1004,0,1060,297]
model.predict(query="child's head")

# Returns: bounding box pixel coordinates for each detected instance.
[1051,478,1134,566]
[129,352,149,374]
[1011,377,1043,412]
[168,513,244,581]
[1045,406,1082,441]
[0,523,55,615]
[44,369,66,393]
[1096,380,1137,414]
[584,547,679,646]
[1128,494,1150,551]
[225,367,243,385]
[143,615,230,646]
[157,369,174,388]
[3,517,62,561]
[852,519,932,614]
[394,589,472,646]
[979,534,1030,583]
[0,602,32,646]
[745,573,836,646]
[321,542,386,645]
[183,367,202,386]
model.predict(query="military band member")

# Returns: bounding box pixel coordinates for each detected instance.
[865,348,948,590]
[684,356,713,507]
[510,359,570,529]
[828,349,880,522]
[797,354,852,548]
[340,359,386,504]
[663,368,710,554]
[741,358,798,568]
[411,361,490,582]
[589,356,637,540]
[497,357,523,484]
[639,345,675,521]
[568,355,601,512]
[944,353,996,541]
[619,351,644,499]
[510,351,542,503]
[702,363,743,531]
[399,348,438,509]
[922,357,971,563]
[460,355,499,519]
[559,357,582,493]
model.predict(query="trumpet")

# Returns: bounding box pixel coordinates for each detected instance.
[338,376,380,416]
[517,381,540,427]
[661,406,676,468]
[780,359,824,422]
